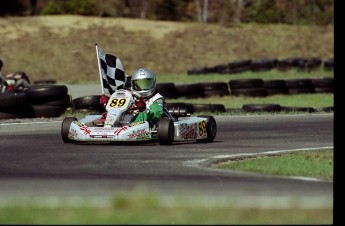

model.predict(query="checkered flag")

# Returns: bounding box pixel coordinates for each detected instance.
[96,44,126,95]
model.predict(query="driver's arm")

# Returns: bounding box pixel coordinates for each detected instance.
[147,98,164,125]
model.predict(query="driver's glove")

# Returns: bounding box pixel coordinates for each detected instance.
[99,95,110,107]
[136,96,146,112]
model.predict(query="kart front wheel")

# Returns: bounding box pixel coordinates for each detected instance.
[61,117,77,143]
[158,118,174,145]
[197,115,217,142]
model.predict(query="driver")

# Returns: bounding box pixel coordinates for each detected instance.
[130,68,164,128]
[99,68,164,128]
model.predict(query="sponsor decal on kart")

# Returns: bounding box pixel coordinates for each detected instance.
[75,121,84,127]
[179,123,197,140]
[128,121,145,127]
[80,126,91,135]
[127,129,150,140]
[114,126,128,136]
[198,120,207,137]
[69,128,79,139]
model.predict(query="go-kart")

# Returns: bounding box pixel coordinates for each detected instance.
[61,89,217,145]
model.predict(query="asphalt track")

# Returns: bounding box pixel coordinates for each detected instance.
[0,114,333,208]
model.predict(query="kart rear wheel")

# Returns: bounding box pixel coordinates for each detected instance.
[158,118,174,145]
[197,115,217,142]
[61,117,77,143]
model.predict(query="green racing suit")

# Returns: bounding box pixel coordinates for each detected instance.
[132,93,164,128]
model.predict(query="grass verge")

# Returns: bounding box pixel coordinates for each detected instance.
[214,149,333,181]
[0,193,333,225]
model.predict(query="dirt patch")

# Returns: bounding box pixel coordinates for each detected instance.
[0,15,334,82]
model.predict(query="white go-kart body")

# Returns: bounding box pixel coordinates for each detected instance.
[61,89,217,145]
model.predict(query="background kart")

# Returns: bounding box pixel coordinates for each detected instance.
[61,89,217,145]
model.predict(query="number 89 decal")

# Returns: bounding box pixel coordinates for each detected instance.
[109,98,127,108]
[198,120,207,137]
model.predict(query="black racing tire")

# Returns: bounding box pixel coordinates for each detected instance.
[24,85,68,99]
[250,58,278,71]
[203,90,230,97]
[231,88,268,97]
[266,88,288,96]
[263,80,287,89]
[285,79,314,89]
[61,117,77,143]
[228,59,252,69]
[314,87,333,93]
[175,84,204,98]
[199,82,230,97]
[197,115,217,143]
[229,79,264,89]
[187,67,209,75]
[323,58,334,70]
[41,95,72,108]
[32,105,67,118]
[0,93,28,109]
[72,95,103,112]
[156,83,178,98]
[311,78,334,88]
[158,118,174,145]
[287,88,315,95]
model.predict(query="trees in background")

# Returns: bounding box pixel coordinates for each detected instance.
[0,0,334,25]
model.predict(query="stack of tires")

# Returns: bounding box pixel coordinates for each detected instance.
[0,93,33,119]
[263,80,288,96]
[324,58,334,71]
[156,83,179,99]
[0,85,71,119]
[25,85,71,118]
[175,83,204,98]
[285,79,315,95]
[311,77,334,93]
[199,82,230,97]
[229,79,267,97]
[71,95,104,113]
[250,58,278,72]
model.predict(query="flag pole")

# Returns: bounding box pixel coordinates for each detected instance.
[95,43,105,95]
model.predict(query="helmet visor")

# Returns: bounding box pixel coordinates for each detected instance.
[132,78,154,91]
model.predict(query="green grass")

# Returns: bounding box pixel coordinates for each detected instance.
[0,192,333,225]
[215,149,333,181]
[166,93,333,109]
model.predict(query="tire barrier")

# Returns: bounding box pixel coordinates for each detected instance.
[164,102,332,114]
[157,77,333,99]
[175,83,204,98]
[25,85,71,118]
[229,79,267,97]
[323,58,334,71]
[199,82,230,97]
[0,84,71,119]
[311,77,334,94]
[71,95,104,113]
[187,57,332,75]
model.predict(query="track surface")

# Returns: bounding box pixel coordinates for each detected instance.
[0,114,333,208]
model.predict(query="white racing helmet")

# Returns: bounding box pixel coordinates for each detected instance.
[131,68,156,98]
